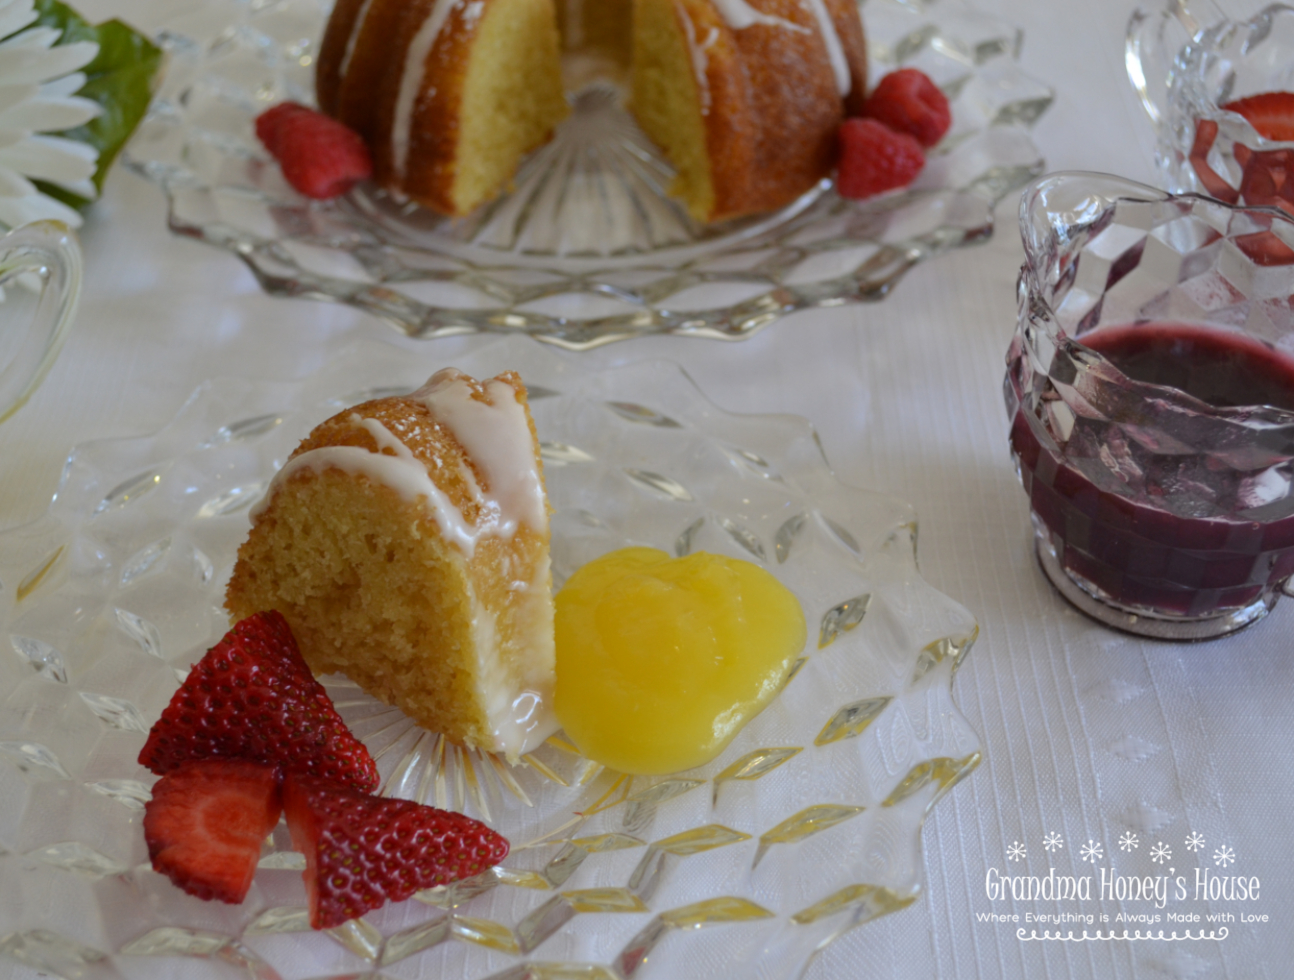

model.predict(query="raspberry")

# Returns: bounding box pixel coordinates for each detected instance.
[138,611,380,792]
[255,102,372,199]
[860,68,952,148]
[837,118,925,200]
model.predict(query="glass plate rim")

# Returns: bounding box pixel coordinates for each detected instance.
[0,336,983,980]
[122,0,1054,349]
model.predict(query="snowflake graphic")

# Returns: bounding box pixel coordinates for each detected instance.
[1007,841,1027,862]
[1119,832,1140,852]
[1080,840,1104,863]
[1214,845,1235,867]
[1151,842,1172,864]
[1185,832,1206,852]
[1043,832,1064,852]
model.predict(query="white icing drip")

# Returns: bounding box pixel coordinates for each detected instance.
[707,0,848,97]
[338,0,376,80]
[679,9,713,115]
[487,550,559,758]
[801,0,851,96]
[353,414,407,456]
[391,0,462,179]
[412,368,549,539]
[254,442,482,555]
[709,0,805,33]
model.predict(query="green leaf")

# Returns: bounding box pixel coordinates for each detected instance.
[27,0,163,210]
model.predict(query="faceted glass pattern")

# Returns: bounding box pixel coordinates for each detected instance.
[0,338,980,980]
[1005,172,1294,638]
[122,0,1052,348]
[1129,1,1294,207]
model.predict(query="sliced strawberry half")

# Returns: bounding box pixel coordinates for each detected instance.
[144,760,282,904]
[1222,92,1294,142]
[138,611,379,792]
[283,773,509,929]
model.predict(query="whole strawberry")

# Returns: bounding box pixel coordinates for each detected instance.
[284,773,510,929]
[837,118,925,200]
[255,102,372,199]
[144,759,283,904]
[860,68,952,148]
[138,610,379,792]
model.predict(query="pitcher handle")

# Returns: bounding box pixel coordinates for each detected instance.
[0,220,83,425]
[1125,0,1227,125]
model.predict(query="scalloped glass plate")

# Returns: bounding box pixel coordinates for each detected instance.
[0,338,980,980]
[122,0,1053,348]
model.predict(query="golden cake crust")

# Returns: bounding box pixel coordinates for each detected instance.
[697,0,865,221]
[320,0,569,216]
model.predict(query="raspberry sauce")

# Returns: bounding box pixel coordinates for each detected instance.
[1011,323,1294,619]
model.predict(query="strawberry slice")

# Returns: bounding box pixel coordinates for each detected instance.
[255,101,373,199]
[837,118,925,200]
[138,611,379,792]
[1222,92,1294,142]
[283,773,509,929]
[860,68,952,148]
[144,760,282,904]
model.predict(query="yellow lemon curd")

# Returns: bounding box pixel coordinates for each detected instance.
[554,547,806,775]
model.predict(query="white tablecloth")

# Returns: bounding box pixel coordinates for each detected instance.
[2,0,1291,977]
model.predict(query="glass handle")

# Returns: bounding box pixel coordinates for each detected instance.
[1125,0,1226,126]
[0,220,83,426]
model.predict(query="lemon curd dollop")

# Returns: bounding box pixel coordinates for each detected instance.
[554,547,807,775]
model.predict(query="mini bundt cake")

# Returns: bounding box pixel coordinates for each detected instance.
[224,369,557,762]
[315,0,868,222]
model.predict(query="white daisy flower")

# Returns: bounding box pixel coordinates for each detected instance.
[0,0,102,229]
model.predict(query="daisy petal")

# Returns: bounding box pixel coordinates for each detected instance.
[0,186,83,228]
[39,71,85,99]
[0,81,35,114]
[0,162,35,196]
[0,2,39,44]
[0,135,97,184]
[0,93,100,131]
[41,175,94,199]
[0,40,98,85]
[0,24,58,50]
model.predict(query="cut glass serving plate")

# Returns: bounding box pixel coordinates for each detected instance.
[123,0,1053,348]
[0,338,980,980]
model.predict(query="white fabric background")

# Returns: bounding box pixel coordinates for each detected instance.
[2,0,1291,977]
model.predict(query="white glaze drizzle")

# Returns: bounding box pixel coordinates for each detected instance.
[679,8,716,115]
[489,549,558,757]
[800,0,851,96]
[391,0,462,179]
[410,367,554,758]
[251,371,546,562]
[709,0,804,32]
[253,438,482,554]
[470,583,557,758]
[338,0,377,80]
[707,0,849,97]
[412,368,549,539]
